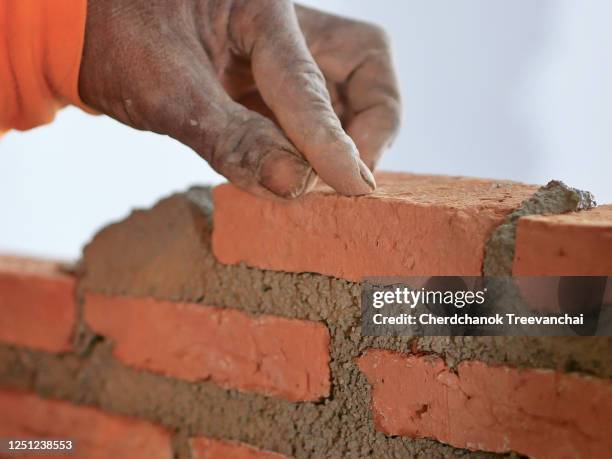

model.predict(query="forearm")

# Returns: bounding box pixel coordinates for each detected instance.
[0,0,88,132]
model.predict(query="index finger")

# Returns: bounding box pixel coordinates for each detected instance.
[344,36,401,169]
[231,1,376,195]
[295,6,401,169]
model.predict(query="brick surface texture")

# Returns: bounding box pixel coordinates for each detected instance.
[84,293,330,401]
[514,204,612,275]
[212,172,537,281]
[357,349,612,459]
[0,256,75,352]
[0,389,172,459]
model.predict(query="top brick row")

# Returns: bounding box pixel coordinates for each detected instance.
[212,172,612,280]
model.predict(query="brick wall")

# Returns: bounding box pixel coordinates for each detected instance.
[0,172,611,458]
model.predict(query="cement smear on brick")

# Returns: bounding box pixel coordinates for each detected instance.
[484,180,596,276]
[2,187,609,458]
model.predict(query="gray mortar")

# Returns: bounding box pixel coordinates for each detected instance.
[0,343,507,459]
[484,180,596,276]
[76,188,612,457]
[2,186,609,458]
[77,188,612,376]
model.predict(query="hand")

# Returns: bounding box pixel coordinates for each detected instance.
[79,0,400,199]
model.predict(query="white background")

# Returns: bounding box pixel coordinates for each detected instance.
[1,0,611,260]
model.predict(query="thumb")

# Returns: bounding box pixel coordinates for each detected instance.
[202,105,318,199]
[118,57,317,200]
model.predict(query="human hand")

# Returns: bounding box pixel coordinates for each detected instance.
[79,0,400,198]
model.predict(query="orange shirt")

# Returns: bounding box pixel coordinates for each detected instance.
[0,0,88,132]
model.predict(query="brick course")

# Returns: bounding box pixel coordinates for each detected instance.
[84,293,330,401]
[514,204,612,275]
[357,349,612,459]
[0,389,172,459]
[0,256,75,352]
[212,172,537,280]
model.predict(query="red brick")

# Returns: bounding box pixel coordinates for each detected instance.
[190,437,289,459]
[84,293,330,401]
[212,172,536,281]
[0,389,172,459]
[0,255,75,352]
[513,205,612,275]
[357,349,612,458]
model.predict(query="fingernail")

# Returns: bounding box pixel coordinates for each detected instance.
[302,168,319,194]
[359,160,377,192]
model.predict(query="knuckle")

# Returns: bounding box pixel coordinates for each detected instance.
[229,0,294,53]
[386,100,402,135]
[374,96,402,136]
[211,114,283,172]
[343,20,391,51]
[232,0,290,28]
[362,22,391,49]
[211,117,254,170]
[291,60,328,96]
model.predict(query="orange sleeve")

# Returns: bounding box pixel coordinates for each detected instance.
[0,0,90,132]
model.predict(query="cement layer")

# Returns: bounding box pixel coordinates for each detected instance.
[0,343,501,459]
[484,180,596,275]
[5,186,606,458]
[80,188,612,376]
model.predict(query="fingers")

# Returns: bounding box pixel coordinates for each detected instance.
[141,54,316,200]
[231,1,376,196]
[294,5,401,169]
[207,110,317,199]
[344,46,401,169]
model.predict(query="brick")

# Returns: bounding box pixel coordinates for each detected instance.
[513,204,612,275]
[84,293,330,401]
[0,389,172,459]
[190,437,289,459]
[0,255,75,352]
[357,349,612,458]
[212,172,536,281]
